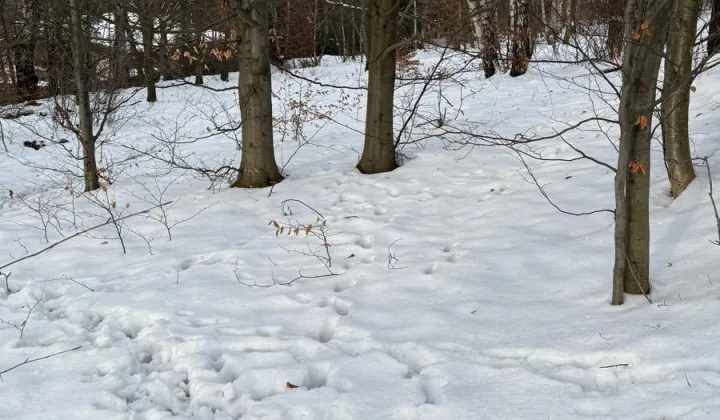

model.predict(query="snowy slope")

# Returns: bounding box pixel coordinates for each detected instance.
[1,50,720,420]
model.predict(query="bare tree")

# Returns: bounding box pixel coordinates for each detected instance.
[230,0,283,188]
[612,0,672,304]
[358,0,400,174]
[69,0,100,191]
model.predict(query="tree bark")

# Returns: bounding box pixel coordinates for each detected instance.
[111,1,129,88]
[509,0,532,77]
[140,10,157,102]
[709,0,720,56]
[661,0,700,198]
[69,0,100,192]
[13,0,40,100]
[220,0,232,81]
[606,0,624,59]
[231,0,283,188]
[358,0,399,174]
[612,0,672,304]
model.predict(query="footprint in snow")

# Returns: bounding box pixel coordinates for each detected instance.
[319,296,351,316]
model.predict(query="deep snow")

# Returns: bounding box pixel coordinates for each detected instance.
[2,49,720,419]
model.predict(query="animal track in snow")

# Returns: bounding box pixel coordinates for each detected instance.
[333,278,357,293]
[317,315,339,343]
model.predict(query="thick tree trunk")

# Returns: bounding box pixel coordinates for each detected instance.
[231,0,283,188]
[509,0,532,77]
[709,0,720,56]
[661,0,700,198]
[140,13,157,102]
[467,0,485,49]
[358,0,399,174]
[612,0,672,304]
[13,43,38,99]
[13,0,39,100]
[70,0,99,192]
[481,0,501,77]
[467,0,500,78]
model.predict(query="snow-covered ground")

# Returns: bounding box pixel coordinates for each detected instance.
[2,49,720,419]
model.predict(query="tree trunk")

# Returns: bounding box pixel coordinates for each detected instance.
[70,0,100,192]
[13,0,40,100]
[193,10,204,85]
[467,0,485,49]
[231,0,283,188]
[561,0,573,43]
[509,0,532,77]
[220,0,232,81]
[13,43,38,99]
[606,0,624,59]
[111,1,129,87]
[140,12,157,102]
[195,58,204,85]
[358,0,399,174]
[709,0,720,56]
[661,0,700,198]
[481,0,501,77]
[612,0,672,304]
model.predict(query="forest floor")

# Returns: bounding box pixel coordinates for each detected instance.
[2,48,720,419]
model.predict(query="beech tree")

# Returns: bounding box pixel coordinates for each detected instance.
[660,0,700,198]
[358,0,400,174]
[612,0,671,304]
[69,0,100,191]
[230,0,283,188]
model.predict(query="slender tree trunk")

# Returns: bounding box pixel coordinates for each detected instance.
[111,1,129,87]
[661,0,700,198]
[709,0,720,56]
[69,0,99,192]
[358,0,399,174]
[193,10,204,86]
[562,0,573,43]
[231,0,283,188]
[220,0,232,81]
[612,0,672,304]
[140,12,157,102]
[606,0,624,59]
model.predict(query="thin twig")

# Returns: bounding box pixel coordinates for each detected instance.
[0,346,83,381]
[598,363,628,369]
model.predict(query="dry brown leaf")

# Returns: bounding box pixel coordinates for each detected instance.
[286,381,299,389]
[635,114,648,130]
[629,160,648,175]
